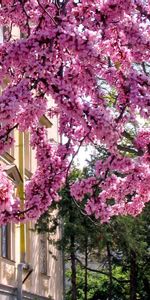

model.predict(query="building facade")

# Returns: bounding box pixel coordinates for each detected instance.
[0,28,64,300]
[0,120,64,300]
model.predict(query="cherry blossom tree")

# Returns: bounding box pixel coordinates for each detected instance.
[0,0,150,223]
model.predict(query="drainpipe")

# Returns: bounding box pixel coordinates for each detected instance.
[17,263,33,300]
[16,131,25,300]
[17,263,24,300]
[17,131,25,263]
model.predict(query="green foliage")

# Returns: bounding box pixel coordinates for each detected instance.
[65,266,129,300]
[36,167,150,300]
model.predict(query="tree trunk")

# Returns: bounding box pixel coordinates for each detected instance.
[130,250,137,300]
[84,238,88,300]
[106,242,113,300]
[70,235,77,300]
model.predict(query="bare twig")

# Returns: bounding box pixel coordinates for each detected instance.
[72,197,101,227]
[37,0,57,25]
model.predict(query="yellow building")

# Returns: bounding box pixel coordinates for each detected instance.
[0,28,64,300]
[0,120,64,300]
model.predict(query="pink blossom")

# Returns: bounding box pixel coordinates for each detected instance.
[0,0,150,223]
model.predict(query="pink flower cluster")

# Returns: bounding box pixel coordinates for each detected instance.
[0,168,14,212]
[0,0,150,223]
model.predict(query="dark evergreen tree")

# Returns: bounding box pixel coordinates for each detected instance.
[35,166,150,300]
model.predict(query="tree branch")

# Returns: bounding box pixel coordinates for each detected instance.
[117,144,144,156]
[37,0,57,25]
[76,256,129,284]
[0,123,18,141]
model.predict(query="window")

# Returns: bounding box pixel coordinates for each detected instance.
[39,235,47,274]
[0,224,11,259]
